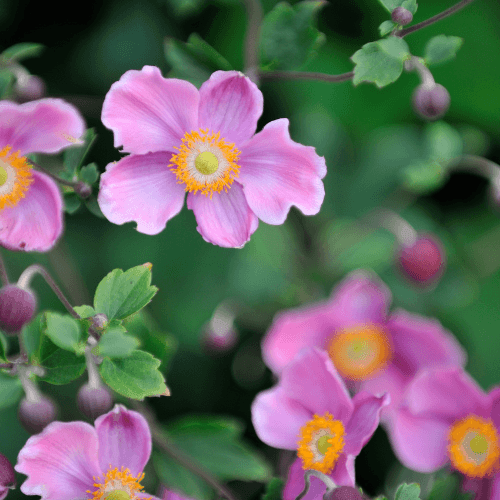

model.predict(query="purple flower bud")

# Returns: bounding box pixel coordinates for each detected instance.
[391,6,413,25]
[77,383,113,420]
[0,453,15,500]
[201,320,238,355]
[0,285,37,335]
[412,84,451,121]
[91,313,108,331]
[74,182,92,199]
[14,75,46,103]
[324,486,368,500]
[397,234,445,285]
[18,396,57,434]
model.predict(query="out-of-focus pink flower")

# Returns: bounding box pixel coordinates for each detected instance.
[0,453,15,500]
[15,404,161,500]
[262,270,466,422]
[391,367,500,500]
[159,484,197,500]
[0,99,85,252]
[98,66,326,248]
[252,347,390,500]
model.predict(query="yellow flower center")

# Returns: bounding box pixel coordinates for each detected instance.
[87,466,149,500]
[169,129,241,198]
[327,324,392,381]
[297,413,345,473]
[448,415,500,478]
[0,146,33,211]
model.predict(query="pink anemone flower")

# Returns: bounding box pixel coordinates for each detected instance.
[98,66,326,248]
[391,367,500,500]
[251,347,390,500]
[0,99,85,252]
[261,270,466,423]
[15,404,161,500]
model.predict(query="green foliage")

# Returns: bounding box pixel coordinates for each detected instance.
[395,483,421,500]
[92,324,140,358]
[79,163,99,184]
[424,35,463,67]
[401,160,446,194]
[425,122,463,162]
[21,314,44,359]
[0,372,23,410]
[43,312,86,355]
[379,21,397,36]
[259,1,326,70]
[352,37,410,87]
[262,478,284,500]
[64,193,81,214]
[0,332,7,363]
[74,305,96,318]
[99,349,167,399]
[427,474,473,500]
[0,43,45,62]
[62,128,97,178]
[377,0,418,15]
[93,264,158,321]
[0,70,14,99]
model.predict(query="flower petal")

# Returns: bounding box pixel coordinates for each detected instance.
[252,387,311,450]
[238,118,326,225]
[283,458,327,500]
[15,421,101,500]
[137,492,163,500]
[330,454,356,488]
[158,486,197,500]
[94,405,151,477]
[0,99,85,155]
[0,170,62,252]
[390,408,450,473]
[344,391,390,456]
[98,152,185,235]
[102,66,199,154]
[198,71,263,145]
[187,182,258,248]
[489,386,500,434]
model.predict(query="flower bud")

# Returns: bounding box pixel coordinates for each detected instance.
[397,234,445,285]
[91,313,108,331]
[74,182,92,199]
[0,453,15,500]
[0,285,37,335]
[18,396,57,434]
[324,486,367,500]
[201,320,238,355]
[391,6,413,25]
[412,84,450,121]
[77,383,113,420]
[14,75,46,103]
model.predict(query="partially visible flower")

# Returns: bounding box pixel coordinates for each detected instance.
[252,347,390,500]
[261,271,466,423]
[0,99,85,252]
[0,453,15,500]
[159,485,197,500]
[98,67,326,248]
[390,367,500,500]
[15,404,161,500]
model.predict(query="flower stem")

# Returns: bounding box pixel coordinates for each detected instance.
[242,0,264,84]
[131,401,240,500]
[405,56,435,88]
[30,160,91,197]
[0,252,9,286]
[259,70,354,83]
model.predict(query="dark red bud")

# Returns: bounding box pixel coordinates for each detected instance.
[77,383,113,420]
[0,453,15,498]
[0,285,36,335]
[14,75,46,102]
[391,6,413,25]
[324,486,368,500]
[18,396,57,434]
[412,84,451,121]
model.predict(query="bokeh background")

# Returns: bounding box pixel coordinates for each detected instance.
[1,0,500,498]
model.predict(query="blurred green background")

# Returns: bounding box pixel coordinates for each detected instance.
[1,0,500,498]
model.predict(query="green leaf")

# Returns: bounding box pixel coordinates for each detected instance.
[74,305,96,318]
[0,70,14,99]
[424,35,463,66]
[43,312,85,355]
[92,325,140,358]
[94,265,158,320]
[400,160,447,194]
[262,478,284,500]
[62,128,97,177]
[84,196,105,218]
[99,350,167,399]
[424,121,462,162]
[21,313,44,359]
[1,43,45,62]
[79,163,99,184]
[427,474,473,500]
[352,37,410,88]
[0,372,23,409]
[64,193,82,214]
[394,483,421,500]
[0,331,7,362]
[36,336,86,385]
[377,0,417,15]
[259,1,326,70]
[379,20,397,37]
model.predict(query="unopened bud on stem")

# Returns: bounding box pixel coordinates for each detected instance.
[77,383,113,420]
[392,6,413,25]
[14,75,46,102]
[0,453,15,500]
[18,396,57,434]
[74,182,92,199]
[0,285,36,334]
[413,83,450,120]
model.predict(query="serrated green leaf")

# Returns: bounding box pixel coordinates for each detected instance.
[99,350,167,399]
[352,37,410,88]
[21,313,44,359]
[379,20,397,36]
[0,372,23,409]
[1,43,45,62]
[424,121,462,162]
[424,35,463,66]
[74,305,96,319]
[43,312,85,354]
[262,478,284,500]
[259,1,326,70]
[93,325,140,358]
[94,265,158,321]
[64,193,81,214]
[79,163,99,184]
[377,0,417,15]
[0,331,7,362]
[394,483,421,500]
[62,128,97,177]
[401,160,446,194]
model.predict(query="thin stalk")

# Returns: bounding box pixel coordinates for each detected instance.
[242,0,264,83]
[0,252,9,286]
[259,70,354,83]
[30,160,91,197]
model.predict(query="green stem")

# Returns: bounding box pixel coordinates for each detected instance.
[242,0,264,83]
[259,70,354,83]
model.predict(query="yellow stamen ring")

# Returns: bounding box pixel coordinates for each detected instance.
[169,129,241,198]
[0,146,33,211]
[448,415,500,478]
[327,324,392,381]
[87,466,150,500]
[297,413,345,473]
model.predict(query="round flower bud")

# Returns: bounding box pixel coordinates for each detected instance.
[14,75,46,102]
[412,84,451,121]
[201,320,238,355]
[391,6,413,25]
[324,486,367,500]
[18,396,57,434]
[0,453,15,499]
[0,285,37,335]
[397,234,445,285]
[77,383,113,420]
[74,182,92,199]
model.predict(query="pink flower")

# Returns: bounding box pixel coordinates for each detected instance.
[98,67,326,248]
[391,367,500,500]
[262,270,466,422]
[159,485,197,500]
[251,347,390,500]
[15,404,161,500]
[0,99,85,252]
